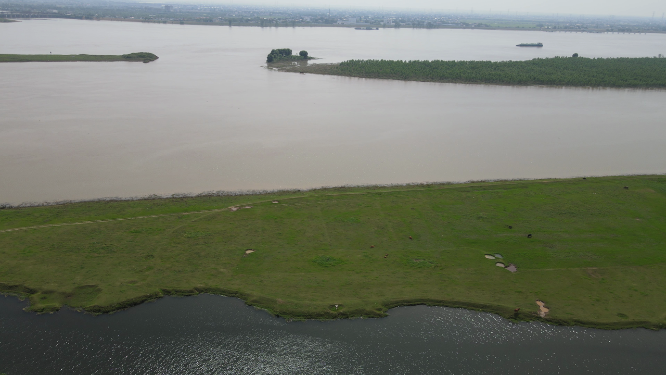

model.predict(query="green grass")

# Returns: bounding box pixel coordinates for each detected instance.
[283,57,666,88]
[1,175,666,329]
[0,52,158,63]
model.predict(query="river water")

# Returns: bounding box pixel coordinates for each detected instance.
[1,294,665,374]
[1,19,666,204]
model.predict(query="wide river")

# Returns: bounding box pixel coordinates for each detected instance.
[1,20,666,374]
[1,19,665,204]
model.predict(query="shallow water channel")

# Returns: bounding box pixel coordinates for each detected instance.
[1,294,665,374]
[1,20,666,204]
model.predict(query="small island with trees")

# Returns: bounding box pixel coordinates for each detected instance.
[0,52,159,63]
[275,55,666,88]
[266,48,313,63]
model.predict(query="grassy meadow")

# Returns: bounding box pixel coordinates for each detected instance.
[0,52,158,63]
[1,175,665,329]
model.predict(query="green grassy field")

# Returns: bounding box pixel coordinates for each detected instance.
[1,175,665,329]
[0,52,158,63]
[282,57,666,88]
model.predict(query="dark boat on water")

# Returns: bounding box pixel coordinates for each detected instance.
[516,43,543,47]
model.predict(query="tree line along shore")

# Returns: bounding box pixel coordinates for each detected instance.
[278,56,666,88]
[1,175,665,330]
[0,52,158,63]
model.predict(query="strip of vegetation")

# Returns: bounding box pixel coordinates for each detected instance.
[1,175,666,329]
[266,48,312,63]
[0,52,158,63]
[0,18,18,22]
[282,56,666,88]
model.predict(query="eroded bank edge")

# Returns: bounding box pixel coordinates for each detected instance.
[1,283,663,331]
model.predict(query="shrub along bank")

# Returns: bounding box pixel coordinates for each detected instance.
[281,56,666,88]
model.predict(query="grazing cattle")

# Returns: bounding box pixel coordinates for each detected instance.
[384,254,388,258]
[409,236,413,240]
[624,186,629,189]
[508,225,513,229]
[527,234,532,238]
[514,308,520,312]
[371,245,374,248]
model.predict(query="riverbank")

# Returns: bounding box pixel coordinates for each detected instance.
[277,57,666,88]
[1,175,665,329]
[0,52,158,63]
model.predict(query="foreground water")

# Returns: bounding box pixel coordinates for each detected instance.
[0,294,665,374]
[1,20,666,204]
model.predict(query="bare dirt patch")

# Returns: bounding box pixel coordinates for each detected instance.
[536,300,550,317]
[484,254,496,259]
[585,268,602,278]
[505,264,517,273]
[496,262,505,267]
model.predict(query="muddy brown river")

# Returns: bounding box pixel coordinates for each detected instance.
[1,19,665,204]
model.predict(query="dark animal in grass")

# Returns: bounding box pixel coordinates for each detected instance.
[384,254,388,258]
[508,225,513,229]
[371,245,374,248]
[527,234,532,238]
[514,308,520,312]
[409,236,413,240]
[624,186,629,189]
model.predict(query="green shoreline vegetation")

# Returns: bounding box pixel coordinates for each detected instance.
[1,175,666,329]
[280,56,666,88]
[0,52,159,63]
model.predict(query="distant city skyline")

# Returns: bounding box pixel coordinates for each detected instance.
[157,0,665,18]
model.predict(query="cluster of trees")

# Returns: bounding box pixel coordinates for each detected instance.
[266,48,309,63]
[331,57,666,88]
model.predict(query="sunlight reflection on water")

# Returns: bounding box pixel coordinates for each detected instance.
[0,294,664,374]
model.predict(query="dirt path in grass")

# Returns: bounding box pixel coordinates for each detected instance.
[0,208,232,233]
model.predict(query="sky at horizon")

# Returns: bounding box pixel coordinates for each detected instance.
[157,0,666,18]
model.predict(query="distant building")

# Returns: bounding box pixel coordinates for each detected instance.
[163,5,173,12]
[337,17,358,25]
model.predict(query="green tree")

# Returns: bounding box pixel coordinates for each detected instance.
[572,53,579,58]
[299,50,309,59]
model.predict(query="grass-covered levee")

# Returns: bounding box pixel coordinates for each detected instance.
[1,175,665,329]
